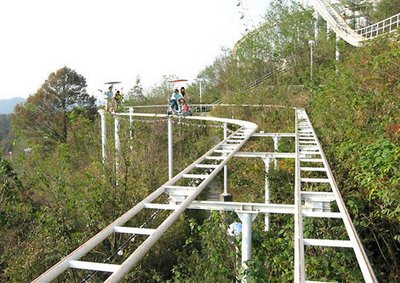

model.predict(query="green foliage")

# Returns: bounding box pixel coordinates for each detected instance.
[0,114,13,154]
[309,36,400,281]
[3,1,400,282]
[171,212,237,282]
[12,66,96,146]
[372,0,400,21]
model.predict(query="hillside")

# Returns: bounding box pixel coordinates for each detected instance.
[0,97,25,114]
[1,1,399,282]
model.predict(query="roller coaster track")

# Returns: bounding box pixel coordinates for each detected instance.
[233,0,400,53]
[310,0,400,46]
[33,106,377,282]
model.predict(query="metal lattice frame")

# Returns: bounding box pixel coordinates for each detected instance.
[33,106,377,282]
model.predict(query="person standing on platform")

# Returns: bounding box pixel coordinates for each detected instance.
[105,86,113,112]
[114,90,123,112]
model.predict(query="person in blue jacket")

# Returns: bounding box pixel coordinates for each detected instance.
[169,89,182,114]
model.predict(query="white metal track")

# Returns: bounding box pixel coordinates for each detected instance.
[295,109,377,282]
[310,0,400,46]
[32,114,258,283]
[33,107,377,282]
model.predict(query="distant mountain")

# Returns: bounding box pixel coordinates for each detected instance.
[0,97,25,114]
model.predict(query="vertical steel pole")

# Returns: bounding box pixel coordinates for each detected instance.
[310,43,313,80]
[199,80,202,111]
[114,115,121,186]
[314,12,319,39]
[327,22,331,38]
[336,36,340,61]
[98,109,107,163]
[223,122,228,195]
[294,109,305,283]
[335,36,340,75]
[242,213,252,264]
[263,158,271,231]
[129,107,134,151]
[168,116,173,180]
[237,213,256,265]
[273,134,280,167]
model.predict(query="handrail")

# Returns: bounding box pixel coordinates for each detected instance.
[310,0,400,46]
[298,110,377,282]
[233,1,399,52]
[294,109,305,282]
[356,12,400,39]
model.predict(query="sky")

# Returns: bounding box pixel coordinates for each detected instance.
[0,0,268,101]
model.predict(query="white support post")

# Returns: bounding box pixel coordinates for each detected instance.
[336,35,340,61]
[327,22,331,38]
[220,123,232,202]
[129,107,134,151]
[262,158,271,231]
[114,115,121,186]
[272,135,280,167]
[237,213,257,266]
[223,122,228,195]
[98,109,107,163]
[199,80,202,110]
[168,116,173,180]
[314,12,319,39]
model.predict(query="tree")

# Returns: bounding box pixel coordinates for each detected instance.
[0,114,13,154]
[13,67,96,145]
[128,74,144,102]
[373,0,400,21]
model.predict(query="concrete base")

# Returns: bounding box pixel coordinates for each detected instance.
[220,193,233,202]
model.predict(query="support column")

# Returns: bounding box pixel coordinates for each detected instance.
[114,115,121,185]
[129,107,134,151]
[336,35,340,61]
[168,116,173,180]
[262,158,271,231]
[327,22,331,39]
[237,213,257,265]
[221,122,233,201]
[98,109,107,163]
[314,12,319,39]
[272,135,280,167]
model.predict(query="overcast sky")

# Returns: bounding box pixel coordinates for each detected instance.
[0,0,268,100]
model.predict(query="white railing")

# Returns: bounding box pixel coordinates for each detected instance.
[356,12,400,39]
[311,0,400,46]
[311,0,365,46]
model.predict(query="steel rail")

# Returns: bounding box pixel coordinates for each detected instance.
[33,112,257,283]
[294,109,306,282]
[299,111,377,282]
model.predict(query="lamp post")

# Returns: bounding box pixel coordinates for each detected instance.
[308,40,315,81]
[199,80,202,106]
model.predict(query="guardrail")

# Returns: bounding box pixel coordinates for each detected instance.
[356,12,400,39]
